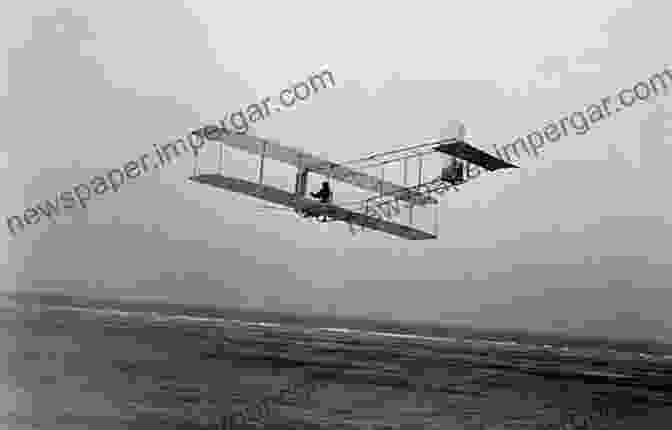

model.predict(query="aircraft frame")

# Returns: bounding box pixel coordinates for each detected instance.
[187,126,517,240]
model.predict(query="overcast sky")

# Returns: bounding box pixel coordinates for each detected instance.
[2,1,672,341]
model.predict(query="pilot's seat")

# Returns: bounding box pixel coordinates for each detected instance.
[441,161,464,184]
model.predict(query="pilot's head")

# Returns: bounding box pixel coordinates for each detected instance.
[322,181,329,188]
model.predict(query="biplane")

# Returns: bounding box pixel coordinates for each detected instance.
[188,124,518,240]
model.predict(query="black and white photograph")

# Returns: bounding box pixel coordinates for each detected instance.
[2,2,672,428]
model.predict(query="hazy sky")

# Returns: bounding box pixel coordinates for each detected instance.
[3,1,672,341]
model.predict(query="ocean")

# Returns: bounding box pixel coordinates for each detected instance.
[2,292,671,429]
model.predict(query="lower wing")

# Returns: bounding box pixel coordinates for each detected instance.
[302,204,436,240]
[190,174,436,240]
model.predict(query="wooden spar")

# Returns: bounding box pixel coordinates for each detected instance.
[329,164,334,200]
[192,134,201,176]
[258,140,267,185]
[380,166,385,199]
[218,142,223,173]
[412,156,424,225]
[295,152,303,197]
[404,157,412,225]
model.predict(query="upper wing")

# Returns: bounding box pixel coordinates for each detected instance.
[199,131,436,205]
[190,174,436,240]
[433,141,519,171]
[190,174,306,208]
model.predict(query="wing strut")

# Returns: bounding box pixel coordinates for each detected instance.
[201,132,436,205]
[258,140,267,186]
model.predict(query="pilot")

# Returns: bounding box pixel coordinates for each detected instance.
[310,181,332,222]
[441,158,464,184]
[455,160,464,183]
[311,182,332,203]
